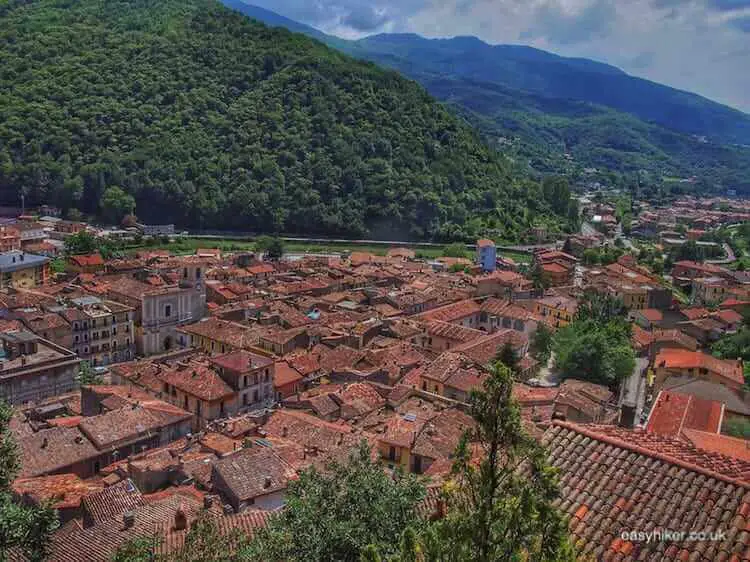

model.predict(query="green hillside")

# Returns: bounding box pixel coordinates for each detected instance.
[227,3,750,195]
[0,0,572,241]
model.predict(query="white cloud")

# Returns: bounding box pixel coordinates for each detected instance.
[248,0,750,112]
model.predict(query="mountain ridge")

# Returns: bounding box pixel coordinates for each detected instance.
[224,1,750,193]
[0,0,575,241]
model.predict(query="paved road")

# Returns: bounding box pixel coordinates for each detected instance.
[619,357,650,427]
[185,232,555,254]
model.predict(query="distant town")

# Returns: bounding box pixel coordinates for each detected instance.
[3,193,750,560]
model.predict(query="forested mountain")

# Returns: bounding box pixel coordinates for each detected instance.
[228,3,750,195]
[0,0,575,241]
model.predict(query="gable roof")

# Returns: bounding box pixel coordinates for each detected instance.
[212,446,297,501]
[544,421,750,561]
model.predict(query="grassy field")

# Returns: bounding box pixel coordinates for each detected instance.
[125,236,532,263]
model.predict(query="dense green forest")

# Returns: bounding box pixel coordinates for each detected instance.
[0,0,575,241]
[230,3,750,195]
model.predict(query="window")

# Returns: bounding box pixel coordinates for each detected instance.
[163,383,169,393]
[253,389,259,402]
[196,401,202,416]
[242,393,248,405]
[243,375,248,387]
[74,335,79,343]
[196,267,201,279]
[264,369,270,382]
[165,304,172,318]
[219,401,225,415]
[183,395,188,409]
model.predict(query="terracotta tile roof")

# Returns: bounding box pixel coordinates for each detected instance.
[714,308,744,324]
[70,253,104,267]
[681,306,711,320]
[78,401,192,449]
[512,383,558,405]
[541,262,570,274]
[44,489,204,561]
[16,426,100,478]
[452,329,528,366]
[652,328,699,350]
[425,320,484,342]
[12,474,104,511]
[157,362,235,402]
[477,239,495,247]
[274,361,304,388]
[178,318,267,350]
[647,390,724,437]
[262,409,367,456]
[412,408,475,460]
[82,479,144,525]
[631,324,653,349]
[682,429,750,462]
[338,382,386,418]
[480,298,536,321]
[549,422,750,484]
[212,446,297,501]
[414,298,480,323]
[420,352,480,385]
[637,308,663,322]
[153,509,271,558]
[210,350,273,373]
[655,349,744,386]
[545,421,750,560]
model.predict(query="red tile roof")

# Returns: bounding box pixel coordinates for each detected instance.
[158,362,235,402]
[414,298,480,323]
[476,239,495,247]
[274,361,304,388]
[545,421,750,560]
[655,349,744,386]
[637,308,663,322]
[647,390,724,437]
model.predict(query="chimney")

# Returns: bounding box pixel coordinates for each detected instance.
[263,476,272,489]
[123,511,136,529]
[174,505,188,531]
[41,437,48,449]
[281,426,288,438]
[203,495,214,509]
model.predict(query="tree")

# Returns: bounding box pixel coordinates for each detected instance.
[64,230,98,255]
[76,362,103,386]
[575,293,626,324]
[243,442,425,562]
[443,243,469,258]
[254,236,285,260]
[0,401,59,560]
[553,318,635,388]
[426,363,575,562]
[496,342,519,375]
[531,324,553,364]
[100,186,136,225]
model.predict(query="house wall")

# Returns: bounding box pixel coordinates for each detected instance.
[0,362,80,405]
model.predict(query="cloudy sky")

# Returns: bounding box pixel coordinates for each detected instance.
[245,0,750,113]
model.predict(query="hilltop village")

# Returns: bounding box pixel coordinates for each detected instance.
[3,195,750,560]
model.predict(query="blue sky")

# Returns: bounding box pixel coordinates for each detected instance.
[245,0,750,113]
